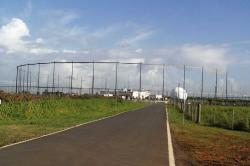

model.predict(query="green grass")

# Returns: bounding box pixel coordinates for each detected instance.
[0,97,147,147]
[168,105,250,165]
[201,105,250,131]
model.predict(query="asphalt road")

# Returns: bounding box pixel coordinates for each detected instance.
[0,104,169,166]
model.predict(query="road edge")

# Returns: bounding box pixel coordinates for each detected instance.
[166,106,176,166]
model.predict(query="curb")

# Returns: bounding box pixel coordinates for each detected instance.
[166,107,176,166]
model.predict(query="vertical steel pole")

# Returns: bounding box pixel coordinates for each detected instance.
[37,63,40,95]
[52,62,55,94]
[29,71,31,92]
[183,65,186,90]
[19,69,21,92]
[201,66,204,99]
[22,68,25,92]
[16,66,19,93]
[105,77,107,91]
[226,71,228,99]
[115,62,118,96]
[80,76,83,95]
[57,74,59,92]
[71,61,73,95]
[139,63,142,92]
[91,62,95,95]
[162,64,165,97]
[26,64,29,92]
[215,69,218,98]
[183,65,186,125]
[47,75,49,91]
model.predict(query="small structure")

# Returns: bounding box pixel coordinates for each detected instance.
[171,87,188,100]
[156,95,163,100]
[132,90,150,100]
[103,93,114,97]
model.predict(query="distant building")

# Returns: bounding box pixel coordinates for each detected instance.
[132,91,150,100]
[171,87,188,100]
[155,94,163,100]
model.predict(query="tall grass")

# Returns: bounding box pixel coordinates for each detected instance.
[0,97,147,146]
[201,105,250,131]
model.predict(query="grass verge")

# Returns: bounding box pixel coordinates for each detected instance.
[0,97,147,147]
[168,105,250,165]
[201,105,250,131]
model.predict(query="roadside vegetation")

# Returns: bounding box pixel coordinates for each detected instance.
[201,105,250,131]
[168,105,250,165]
[0,96,147,147]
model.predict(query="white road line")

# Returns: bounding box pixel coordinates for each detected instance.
[0,110,132,150]
[166,107,176,166]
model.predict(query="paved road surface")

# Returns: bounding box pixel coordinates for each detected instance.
[0,104,169,166]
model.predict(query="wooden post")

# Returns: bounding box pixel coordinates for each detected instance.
[232,109,234,130]
[196,103,202,123]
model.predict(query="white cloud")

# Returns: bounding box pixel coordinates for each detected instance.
[0,18,60,55]
[62,49,77,54]
[35,38,44,44]
[117,30,154,47]
[0,18,30,53]
[180,44,231,70]
[135,48,143,54]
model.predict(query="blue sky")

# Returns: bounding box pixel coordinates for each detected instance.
[0,0,250,95]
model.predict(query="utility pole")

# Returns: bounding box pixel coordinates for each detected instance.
[139,63,142,92]
[215,69,218,98]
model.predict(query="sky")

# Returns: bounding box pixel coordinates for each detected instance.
[0,0,250,95]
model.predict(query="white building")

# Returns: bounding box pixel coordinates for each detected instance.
[132,91,150,99]
[103,93,114,97]
[171,87,188,100]
[155,95,163,100]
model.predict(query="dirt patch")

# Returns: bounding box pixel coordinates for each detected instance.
[171,124,250,165]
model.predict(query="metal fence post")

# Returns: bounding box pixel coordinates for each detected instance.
[162,64,165,97]
[91,62,95,95]
[139,63,142,92]
[115,62,118,96]
[29,71,31,92]
[215,69,218,98]
[26,64,29,92]
[37,63,40,95]
[226,71,228,99]
[201,66,204,99]
[16,66,19,93]
[80,76,83,95]
[22,67,25,92]
[52,62,55,94]
[71,61,73,95]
